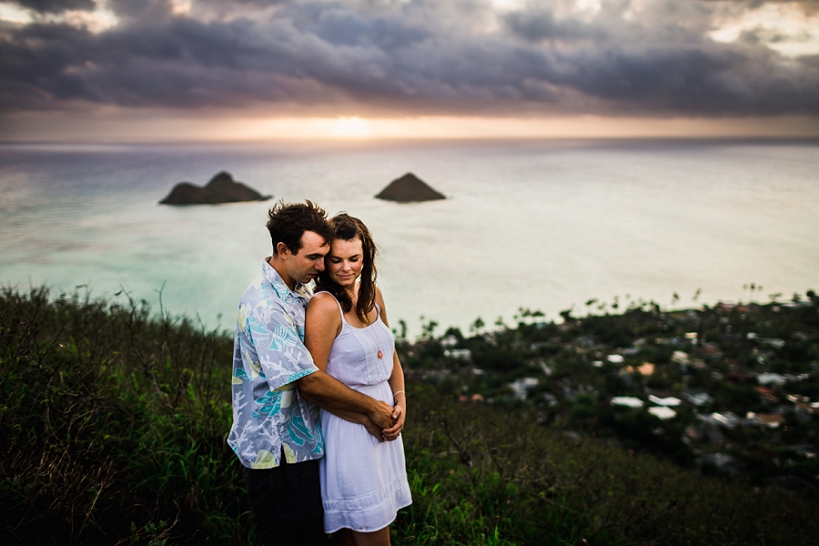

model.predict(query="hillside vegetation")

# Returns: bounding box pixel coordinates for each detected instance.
[1,287,816,545]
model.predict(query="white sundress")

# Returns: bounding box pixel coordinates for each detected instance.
[319,296,412,533]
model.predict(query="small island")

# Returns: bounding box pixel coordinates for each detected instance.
[159,171,271,205]
[375,172,445,203]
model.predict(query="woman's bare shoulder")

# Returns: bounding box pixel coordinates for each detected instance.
[307,291,339,314]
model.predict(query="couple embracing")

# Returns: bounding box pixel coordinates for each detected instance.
[227,201,412,546]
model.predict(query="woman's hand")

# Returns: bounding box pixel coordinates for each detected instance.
[382,404,405,441]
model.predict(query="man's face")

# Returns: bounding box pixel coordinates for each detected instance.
[282,231,330,286]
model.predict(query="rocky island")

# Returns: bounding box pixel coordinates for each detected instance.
[375,172,445,203]
[159,171,271,205]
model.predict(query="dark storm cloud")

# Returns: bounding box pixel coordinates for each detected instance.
[14,0,96,13]
[1,0,817,116]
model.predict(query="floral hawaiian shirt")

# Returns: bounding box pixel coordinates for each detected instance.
[227,259,323,469]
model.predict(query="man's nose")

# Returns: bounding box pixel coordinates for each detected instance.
[315,260,325,271]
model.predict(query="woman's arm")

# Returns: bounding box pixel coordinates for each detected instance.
[304,292,342,374]
[377,287,406,441]
[304,293,385,439]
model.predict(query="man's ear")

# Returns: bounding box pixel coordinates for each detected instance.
[276,242,291,257]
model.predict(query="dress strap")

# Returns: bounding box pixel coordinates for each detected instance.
[319,291,347,324]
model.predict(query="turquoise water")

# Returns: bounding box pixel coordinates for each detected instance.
[1,139,817,336]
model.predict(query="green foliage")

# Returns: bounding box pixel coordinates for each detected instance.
[2,287,818,544]
[0,287,249,544]
[399,388,819,545]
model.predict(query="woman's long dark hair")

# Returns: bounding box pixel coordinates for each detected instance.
[315,214,378,324]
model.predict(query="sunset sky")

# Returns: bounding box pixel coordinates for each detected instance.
[1,0,818,141]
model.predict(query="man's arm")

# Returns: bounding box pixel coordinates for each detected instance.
[297,371,393,430]
[246,295,390,431]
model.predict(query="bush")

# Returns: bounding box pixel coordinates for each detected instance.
[0,287,249,544]
[2,287,818,544]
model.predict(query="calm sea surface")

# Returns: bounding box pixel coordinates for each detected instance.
[1,139,817,336]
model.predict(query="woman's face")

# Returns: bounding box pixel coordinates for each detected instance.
[327,237,364,288]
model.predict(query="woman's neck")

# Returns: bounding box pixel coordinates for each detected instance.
[343,284,357,303]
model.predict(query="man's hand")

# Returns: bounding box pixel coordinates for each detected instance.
[382,405,405,441]
[362,417,386,441]
[367,400,395,430]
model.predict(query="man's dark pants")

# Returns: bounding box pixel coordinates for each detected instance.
[243,455,326,546]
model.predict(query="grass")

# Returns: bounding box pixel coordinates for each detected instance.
[1,286,817,544]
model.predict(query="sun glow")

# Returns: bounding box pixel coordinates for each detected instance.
[328,117,373,138]
[4,111,818,143]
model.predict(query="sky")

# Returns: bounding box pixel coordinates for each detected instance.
[1,0,818,141]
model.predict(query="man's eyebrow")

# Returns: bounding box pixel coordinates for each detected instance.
[306,253,325,259]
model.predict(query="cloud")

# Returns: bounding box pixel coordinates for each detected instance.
[0,0,817,117]
[13,0,96,13]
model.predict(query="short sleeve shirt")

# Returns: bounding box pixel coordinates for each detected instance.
[227,259,324,469]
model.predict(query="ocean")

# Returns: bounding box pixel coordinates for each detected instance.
[1,138,817,337]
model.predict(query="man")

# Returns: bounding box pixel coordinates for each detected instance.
[227,200,397,545]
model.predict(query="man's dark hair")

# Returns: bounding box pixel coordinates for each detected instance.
[266,200,333,255]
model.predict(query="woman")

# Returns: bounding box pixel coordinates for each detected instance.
[304,214,412,546]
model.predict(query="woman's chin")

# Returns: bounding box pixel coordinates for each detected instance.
[332,277,356,288]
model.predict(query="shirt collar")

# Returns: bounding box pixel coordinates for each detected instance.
[261,258,311,303]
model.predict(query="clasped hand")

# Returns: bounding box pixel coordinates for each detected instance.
[364,402,405,442]
[382,404,404,441]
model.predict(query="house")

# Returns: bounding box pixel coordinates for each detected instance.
[699,412,740,429]
[672,350,689,365]
[638,362,655,375]
[683,390,713,406]
[761,338,786,349]
[611,396,644,408]
[444,348,472,361]
[648,407,677,420]
[757,372,787,386]
[440,335,459,348]
[622,362,655,376]
[755,413,786,428]
[649,395,682,407]
[508,377,539,401]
